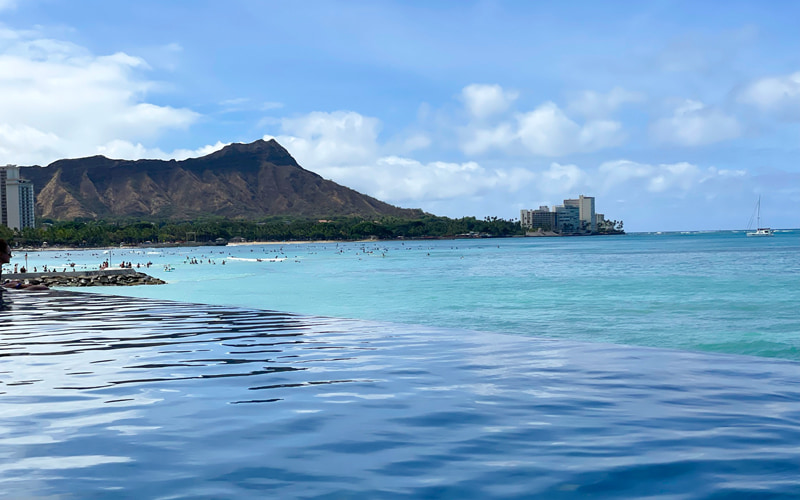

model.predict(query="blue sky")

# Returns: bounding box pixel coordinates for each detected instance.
[1,0,800,231]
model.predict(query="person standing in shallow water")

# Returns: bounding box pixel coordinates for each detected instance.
[0,239,10,279]
[0,239,10,302]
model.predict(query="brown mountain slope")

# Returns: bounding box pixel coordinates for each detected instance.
[21,139,424,220]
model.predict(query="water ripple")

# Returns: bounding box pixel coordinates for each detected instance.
[0,290,799,498]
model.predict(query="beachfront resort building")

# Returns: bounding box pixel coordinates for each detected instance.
[520,195,596,234]
[1,164,36,230]
[520,206,557,231]
[565,195,596,233]
[555,204,580,233]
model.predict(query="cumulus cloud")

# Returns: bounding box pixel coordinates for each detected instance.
[461,84,519,119]
[458,87,626,157]
[464,101,625,156]
[263,107,762,227]
[650,100,741,146]
[738,71,800,119]
[267,106,691,214]
[535,162,588,197]
[272,111,380,167]
[515,103,580,156]
[322,157,530,204]
[267,109,532,205]
[567,87,645,119]
[0,28,200,165]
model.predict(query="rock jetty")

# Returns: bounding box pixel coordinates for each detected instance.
[2,269,166,287]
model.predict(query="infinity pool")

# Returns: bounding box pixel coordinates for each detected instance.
[1,290,798,498]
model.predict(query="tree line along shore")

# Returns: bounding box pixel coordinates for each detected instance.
[2,216,520,248]
[1,215,623,249]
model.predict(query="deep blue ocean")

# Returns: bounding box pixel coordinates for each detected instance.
[1,231,799,498]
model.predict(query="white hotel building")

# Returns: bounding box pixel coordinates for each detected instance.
[1,165,36,230]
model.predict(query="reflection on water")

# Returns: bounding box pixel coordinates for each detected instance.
[1,290,799,498]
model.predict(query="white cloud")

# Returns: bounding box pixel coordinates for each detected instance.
[95,140,226,161]
[0,28,200,165]
[513,158,759,231]
[515,103,578,156]
[567,87,644,118]
[460,101,624,157]
[516,102,625,156]
[461,84,519,119]
[269,107,743,213]
[460,123,515,155]
[586,159,756,231]
[596,159,655,191]
[0,123,63,165]
[0,0,17,11]
[536,162,588,197]
[267,109,532,205]
[597,159,746,194]
[173,141,228,160]
[323,157,529,203]
[272,111,380,167]
[647,162,701,192]
[738,71,800,118]
[650,100,741,146]
[508,159,751,227]
[578,119,625,152]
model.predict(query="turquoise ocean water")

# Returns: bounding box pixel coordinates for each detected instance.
[2,231,800,498]
[28,229,800,360]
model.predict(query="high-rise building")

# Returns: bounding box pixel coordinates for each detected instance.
[555,204,579,233]
[521,195,600,234]
[1,165,36,230]
[564,195,595,232]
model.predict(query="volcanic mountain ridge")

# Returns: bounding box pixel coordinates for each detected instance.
[20,139,423,220]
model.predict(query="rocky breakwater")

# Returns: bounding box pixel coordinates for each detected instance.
[2,269,166,287]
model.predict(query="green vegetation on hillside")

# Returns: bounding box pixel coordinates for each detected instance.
[2,216,524,247]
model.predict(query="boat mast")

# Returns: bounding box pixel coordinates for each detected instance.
[756,195,761,228]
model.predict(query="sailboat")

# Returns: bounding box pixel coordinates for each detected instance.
[746,196,773,237]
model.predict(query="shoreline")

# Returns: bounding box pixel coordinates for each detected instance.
[12,232,629,253]
[227,240,341,246]
[12,240,342,253]
[12,238,424,253]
